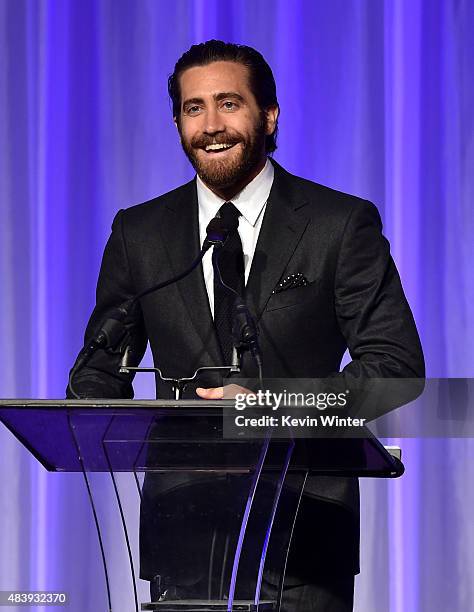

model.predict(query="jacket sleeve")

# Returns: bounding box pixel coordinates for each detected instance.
[331,200,425,416]
[66,210,148,399]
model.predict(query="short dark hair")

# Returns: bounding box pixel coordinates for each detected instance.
[168,40,279,153]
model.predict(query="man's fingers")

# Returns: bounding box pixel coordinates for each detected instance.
[196,384,255,399]
[196,386,224,399]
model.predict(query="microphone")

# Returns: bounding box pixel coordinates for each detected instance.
[71,304,131,372]
[203,215,239,250]
[232,296,263,385]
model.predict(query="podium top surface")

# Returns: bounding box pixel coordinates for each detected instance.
[0,399,404,478]
[0,398,231,408]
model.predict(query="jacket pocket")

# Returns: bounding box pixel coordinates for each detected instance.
[265,280,319,312]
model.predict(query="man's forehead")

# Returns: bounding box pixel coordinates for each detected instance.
[179,61,252,99]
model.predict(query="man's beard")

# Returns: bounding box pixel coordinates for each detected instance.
[179,115,267,191]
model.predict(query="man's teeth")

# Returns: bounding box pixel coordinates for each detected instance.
[205,143,234,152]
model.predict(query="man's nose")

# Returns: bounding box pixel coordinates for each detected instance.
[203,107,225,134]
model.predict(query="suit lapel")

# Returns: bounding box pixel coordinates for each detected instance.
[246,160,311,320]
[158,179,223,365]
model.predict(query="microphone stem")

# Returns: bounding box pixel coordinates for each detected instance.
[211,248,239,298]
[212,247,264,385]
[133,246,208,303]
[69,246,211,398]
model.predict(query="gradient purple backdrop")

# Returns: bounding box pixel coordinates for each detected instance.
[0,1,473,611]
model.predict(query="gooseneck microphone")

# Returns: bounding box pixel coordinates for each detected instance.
[232,297,262,366]
[68,215,243,398]
[70,305,131,374]
[203,215,239,250]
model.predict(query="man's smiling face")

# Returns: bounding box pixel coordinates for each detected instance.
[175,61,278,198]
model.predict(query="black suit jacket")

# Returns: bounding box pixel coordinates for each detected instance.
[71,159,424,577]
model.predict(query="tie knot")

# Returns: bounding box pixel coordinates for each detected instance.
[218,201,241,223]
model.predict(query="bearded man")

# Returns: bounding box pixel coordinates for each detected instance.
[69,40,424,611]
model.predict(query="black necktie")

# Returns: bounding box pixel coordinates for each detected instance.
[213,201,245,364]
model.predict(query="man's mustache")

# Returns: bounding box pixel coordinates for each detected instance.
[191,134,244,148]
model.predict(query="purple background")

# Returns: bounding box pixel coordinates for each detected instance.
[1,1,473,610]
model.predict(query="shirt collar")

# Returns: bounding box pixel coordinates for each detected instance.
[196,158,274,227]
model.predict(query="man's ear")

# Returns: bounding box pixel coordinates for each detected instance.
[173,116,183,143]
[264,105,279,136]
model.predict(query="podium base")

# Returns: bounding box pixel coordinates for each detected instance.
[141,600,275,611]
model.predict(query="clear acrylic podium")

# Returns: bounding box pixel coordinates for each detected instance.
[0,399,404,611]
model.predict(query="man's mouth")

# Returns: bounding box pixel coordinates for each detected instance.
[202,142,238,154]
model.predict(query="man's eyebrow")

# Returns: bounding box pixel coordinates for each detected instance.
[182,92,245,108]
[214,92,245,102]
[182,97,205,108]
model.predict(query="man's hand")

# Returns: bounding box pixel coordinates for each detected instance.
[196,384,255,399]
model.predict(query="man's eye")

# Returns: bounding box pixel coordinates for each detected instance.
[222,101,238,110]
[186,106,201,114]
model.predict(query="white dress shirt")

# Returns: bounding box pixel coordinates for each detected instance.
[197,158,275,317]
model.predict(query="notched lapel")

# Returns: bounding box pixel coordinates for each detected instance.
[158,180,223,366]
[246,162,310,320]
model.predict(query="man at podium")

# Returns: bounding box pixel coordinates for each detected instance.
[68,40,424,611]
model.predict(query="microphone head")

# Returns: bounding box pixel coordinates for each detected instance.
[205,216,238,247]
